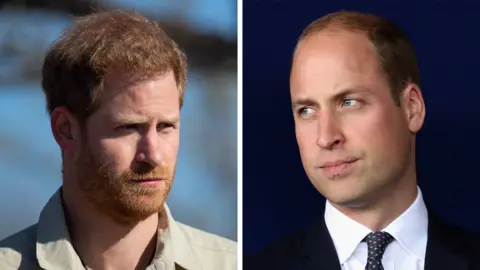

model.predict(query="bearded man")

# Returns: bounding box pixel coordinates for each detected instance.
[0,10,236,270]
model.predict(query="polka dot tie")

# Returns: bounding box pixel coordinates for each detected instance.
[363,231,394,270]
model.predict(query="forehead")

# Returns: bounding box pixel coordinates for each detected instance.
[290,30,387,95]
[98,71,180,119]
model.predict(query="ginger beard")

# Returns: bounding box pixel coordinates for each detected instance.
[73,136,175,225]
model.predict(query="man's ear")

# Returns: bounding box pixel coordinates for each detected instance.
[400,83,426,133]
[50,107,81,153]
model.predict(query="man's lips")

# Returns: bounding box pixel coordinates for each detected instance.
[131,178,165,181]
[316,158,359,178]
[319,157,359,168]
[130,178,165,185]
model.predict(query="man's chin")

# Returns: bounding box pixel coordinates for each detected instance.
[108,200,166,225]
[88,190,168,225]
[324,190,376,209]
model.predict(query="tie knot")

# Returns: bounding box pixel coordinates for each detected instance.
[364,231,394,261]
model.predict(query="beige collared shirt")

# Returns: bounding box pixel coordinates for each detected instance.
[0,189,237,270]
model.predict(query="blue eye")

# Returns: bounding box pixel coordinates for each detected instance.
[342,99,359,107]
[157,123,174,131]
[298,107,315,118]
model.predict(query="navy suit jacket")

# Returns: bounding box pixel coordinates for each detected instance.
[245,208,480,270]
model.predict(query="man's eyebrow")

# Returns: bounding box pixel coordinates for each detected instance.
[291,87,371,109]
[112,114,148,123]
[333,87,370,97]
[112,114,180,124]
[291,98,318,109]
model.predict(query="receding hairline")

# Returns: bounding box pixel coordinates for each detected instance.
[291,28,382,79]
[291,11,421,107]
[294,23,376,56]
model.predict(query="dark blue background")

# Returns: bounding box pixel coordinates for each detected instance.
[243,0,480,255]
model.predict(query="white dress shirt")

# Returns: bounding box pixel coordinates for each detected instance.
[324,186,429,270]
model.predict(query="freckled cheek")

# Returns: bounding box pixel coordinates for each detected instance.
[156,132,180,165]
[98,133,180,168]
[98,139,137,170]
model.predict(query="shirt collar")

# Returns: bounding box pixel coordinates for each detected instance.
[36,189,83,270]
[36,188,201,270]
[324,198,371,265]
[324,186,428,264]
[383,186,428,261]
[156,203,201,270]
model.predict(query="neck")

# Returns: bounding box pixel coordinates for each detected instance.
[330,165,418,232]
[61,184,159,270]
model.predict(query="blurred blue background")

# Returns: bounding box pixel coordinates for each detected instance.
[0,0,237,241]
[243,0,480,255]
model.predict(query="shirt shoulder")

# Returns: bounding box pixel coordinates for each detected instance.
[176,222,237,269]
[0,224,41,270]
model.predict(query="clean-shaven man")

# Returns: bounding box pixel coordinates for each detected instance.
[246,10,480,270]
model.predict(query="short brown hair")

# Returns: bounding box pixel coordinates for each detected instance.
[42,9,187,124]
[297,11,420,104]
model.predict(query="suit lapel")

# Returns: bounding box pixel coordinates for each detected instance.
[299,208,473,270]
[424,211,469,270]
[296,216,342,270]
[266,206,475,270]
